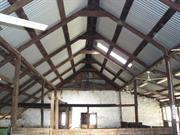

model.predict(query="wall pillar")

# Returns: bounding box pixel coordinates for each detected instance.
[11,55,21,129]
[165,54,177,135]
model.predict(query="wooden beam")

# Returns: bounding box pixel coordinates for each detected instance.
[1,0,32,14]
[100,0,134,73]
[134,80,138,124]
[160,0,180,12]
[165,54,177,135]
[41,81,45,127]
[9,3,63,82]
[57,0,76,74]
[14,103,136,108]
[0,36,56,89]
[102,9,168,53]
[11,55,21,128]
[82,59,127,83]
[96,33,148,68]
[94,48,134,76]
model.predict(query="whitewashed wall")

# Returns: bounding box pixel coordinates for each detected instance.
[0,90,162,127]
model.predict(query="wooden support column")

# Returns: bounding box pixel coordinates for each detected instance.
[54,90,59,129]
[87,107,90,128]
[66,107,70,128]
[161,106,165,126]
[165,55,177,135]
[134,80,138,124]
[41,81,45,127]
[119,90,122,127]
[11,55,21,128]
[68,107,72,129]
[50,91,55,129]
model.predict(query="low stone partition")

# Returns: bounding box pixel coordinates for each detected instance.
[12,128,173,135]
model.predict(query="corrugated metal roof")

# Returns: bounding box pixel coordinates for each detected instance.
[74,54,85,64]
[45,72,56,82]
[71,40,86,55]
[68,17,87,40]
[154,12,180,49]
[21,45,43,64]
[137,43,164,65]
[40,28,65,54]
[92,64,101,71]
[0,13,31,48]
[126,0,169,34]
[57,61,71,74]
[52,79,61,86]
[117,28,143,54]
[0,0,9,11]
[106,60,121,74]
[36,62,51,75]
[50,49,69,66]
[75,63,85,71]
[23,0,60,27]
[100,0,126,18]
[96,17,117,40]
[0,63,14,79]
[62,70,73,80]
[129,60,145,75]
[120,71,133,82]
[103,69,114,80]
[64,0,88,17]
[25,83,41,95]
[92,54,104,65]
[20,75,30,85]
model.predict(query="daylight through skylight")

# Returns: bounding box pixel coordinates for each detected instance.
[97,42,132,68]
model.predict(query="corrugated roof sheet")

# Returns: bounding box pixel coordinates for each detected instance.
[126,0,169,34]
[100,0,126,18]
[23,0,60,27]
[40,28,65,54]
[154,12,180,49]
[96,17,116,40]
[117,28,143,54]
[0,0,9,11]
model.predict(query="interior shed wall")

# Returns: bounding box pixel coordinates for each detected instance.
[0,91,162,127]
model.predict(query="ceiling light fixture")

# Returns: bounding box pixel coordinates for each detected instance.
[0,13,48,31]
[139,82,148,88]
[97,43,133,68]
[157,78,167,84]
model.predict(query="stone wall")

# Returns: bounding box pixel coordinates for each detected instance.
[0,91,163,127]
